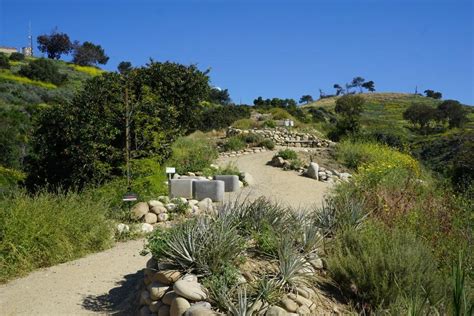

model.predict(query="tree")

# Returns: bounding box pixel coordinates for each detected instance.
[27,61,210,189]
[37,30,73,59]
[362,80,375,92]
[403,103,436,130]
[330,94,365,139]
[19,58,67,85]
[299,95,314,104]
[351,76,366,93]
[72,41,109,66]
[117,61,132,74]
[208,87,231,105]
[0,53,9,69]
[334,84,344,96]
[437,100,468,128]
[424,89,442,99]
[9,52,25,61]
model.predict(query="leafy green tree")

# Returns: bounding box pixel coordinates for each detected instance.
[329,95,365,140]
[424,89,442,99]
[27,61,210,190]
[437,100,468,128]
[299,95,314,104]
[0,53,10,69]
[351,76,365,93]
[9,52,25,61]
[403,103,436,130]
[19,58,67,85]
[208,87,231,105]
[117,61,132,74]
[37,30,73,59]
[362,80,375,92]
[72,41,109,66]
[0,108,29,169]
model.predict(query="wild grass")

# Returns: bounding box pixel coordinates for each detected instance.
[0,190,113,283]
[168,133,218,174]
[223,136,247,151]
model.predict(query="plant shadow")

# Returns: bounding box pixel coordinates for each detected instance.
[82,269,144,315]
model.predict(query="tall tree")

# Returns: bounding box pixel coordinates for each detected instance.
[334,94,365,134]
[351,77,366,93]
[437,100,468,128]
[362,80,375,92]
[117,61,132,74]
[424,89,442,99]
[208,87,231,105]
[72,41,109,66]
[37,30,73,59]
[299,95,314,104]
[403,103,437,130]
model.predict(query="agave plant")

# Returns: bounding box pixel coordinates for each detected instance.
[276,236,313,290]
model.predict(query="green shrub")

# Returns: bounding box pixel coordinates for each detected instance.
[327,222,444,312]
[169,134,218,174]
[240,132,263,144]
[19,58,67,85]
[289,158,303,170]
[193,105,250,131]
[275,149,298,160]
[269,108,292,120]
[9,52,25,61]
[223,136,246,151]
[258,139,275,150]
[232,118,258,129]
[0,190,113,282]
[0,53,9,69]
[263,120,276,128]
[0,166,26,194]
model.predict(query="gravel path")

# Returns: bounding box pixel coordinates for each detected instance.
[0,149,331,315]
[218,149,332,208]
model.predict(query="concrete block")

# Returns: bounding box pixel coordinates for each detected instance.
[193,180,225,202]
[213,175,239,192]
[169,179,195,199]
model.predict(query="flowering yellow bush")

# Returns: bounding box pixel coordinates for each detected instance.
[69,64,104,76]
[0,70,56,89]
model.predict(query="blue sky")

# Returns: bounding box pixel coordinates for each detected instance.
[0,0,473,104]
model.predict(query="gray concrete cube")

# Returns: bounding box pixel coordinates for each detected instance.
[213,175,239,192]
[193,180,225,202]
[169,179,195,199]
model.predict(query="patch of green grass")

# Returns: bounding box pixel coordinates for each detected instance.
[169,133,219,174]
[274,149,298,160]
[0,190,114,283]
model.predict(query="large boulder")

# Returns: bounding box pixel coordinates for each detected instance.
[144,212,158,224]
[305,162,319,180]
[173,280,207,301]
[271,156,285,167]
[131,202,149,220]
[266,306,288,316]
[170,297,191,316]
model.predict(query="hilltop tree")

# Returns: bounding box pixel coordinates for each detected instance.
[208,87,231,105]
[362,80,375,92]
[37,30,73,59]
[117,61,132,74]
[403,103,436,130]
[72,41,109,66]
[351,77,366,93]
[424,89,442,99]
[437,100,467,128]
[334,84,344,96]
[299,95,314,104]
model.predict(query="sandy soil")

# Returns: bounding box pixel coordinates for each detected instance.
[0,148,333,315]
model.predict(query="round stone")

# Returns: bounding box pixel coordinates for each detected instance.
[152,205,168,214]
[173,280,207,301]
[158,304,171,316]
[149,200,164,207]
[162,291,178,305]
[147,282,170,300]
[155,270,182,285]
[144,212,158,224]
[157,213,169,222]
[149,300,164,313]
[280,297,298,312]
[265,305,288,316]
[170,297,191,316]
[132,202,149,220]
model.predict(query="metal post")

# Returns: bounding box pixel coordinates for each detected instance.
[125,83,131,191]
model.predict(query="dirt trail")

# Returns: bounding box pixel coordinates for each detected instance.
[0,149,331,315]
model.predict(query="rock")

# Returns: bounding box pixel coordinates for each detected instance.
[339,172,352,181]
[188,199,199,206]
[197,198,214,214]
[240,172,255,186]
[309,258,324,269]
[295,286,315,300]
[139,290,151,305]
[288,293,315,310]
[162,291,178,305]
[170,297,191,316]
[132,202,150,220]
[117,223,129,234]
[280,297,298,312]
[305,162,319,180]
[318,171,326,177]
[158,196,170,204]
[271,156,285,167]
[140,306,152,316]
[191,302,212,309]
[265,305,288,316]
[157,213,169,222]
[184,306,217,316]
[181,274,198,283]
[296,305,311,315]
[282,160,291,169]
[146,258,157,269]
[149,300,164,313]
[147,282,170,300]
[155,270,182,285]
[187,172,196,176]
[173,280,207,301]
[166,203,177,211]
[145,212,158,224]
[152,205,168,214]
[141,223,154,233]
[173,173,181,179]
[159,304,171,316]
[247,299,264,315]
[149,200,164,207]
[239,180,244,188]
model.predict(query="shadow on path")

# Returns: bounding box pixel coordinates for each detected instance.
[82,269,144,315]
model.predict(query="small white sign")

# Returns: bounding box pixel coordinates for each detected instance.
[166,167,176,174]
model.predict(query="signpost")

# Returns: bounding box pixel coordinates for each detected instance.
[122,192,138,213]
[166,167,176,181]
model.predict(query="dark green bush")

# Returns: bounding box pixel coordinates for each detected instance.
[192,105,250,131]
[0,53,9,69]
[327,222,444,312]
[259,139,275,150]
[9,52,25,61]
[240,132,263,144]
[263,119,276,128]
[223,136,246,152]
[19,58,67,85]
[275,149,298,160]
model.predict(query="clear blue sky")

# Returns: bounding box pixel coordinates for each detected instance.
[1,0,473,104]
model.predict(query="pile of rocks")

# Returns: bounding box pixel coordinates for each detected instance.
[123,197,217,234]
[270,156,351,183]
[139,258,217,316]
[218,146,269,158]
[227,127,334,148]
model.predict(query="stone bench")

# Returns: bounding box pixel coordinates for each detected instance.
[213,175,239,192]
[193,180,225,202]
[169,179,195,199]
